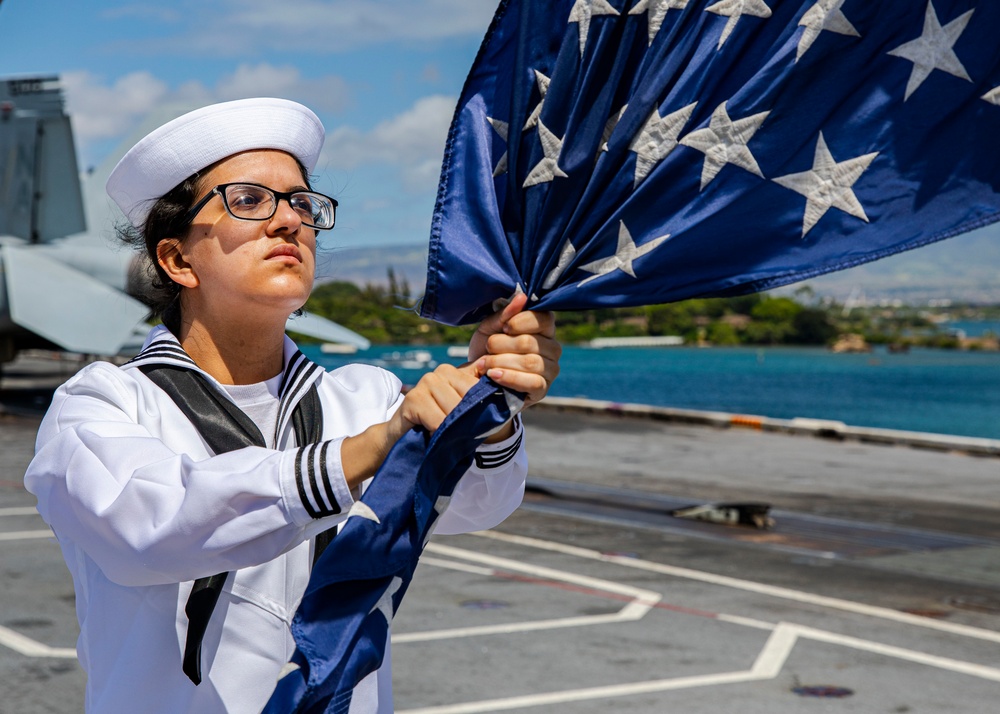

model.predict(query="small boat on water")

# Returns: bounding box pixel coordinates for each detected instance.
[378,350,437,370]
[587,335,684,348]
[320,343,359,355]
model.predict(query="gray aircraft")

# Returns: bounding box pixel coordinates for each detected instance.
[0,75,369,372]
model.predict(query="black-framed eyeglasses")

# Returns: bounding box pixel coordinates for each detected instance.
[184,182,338,231]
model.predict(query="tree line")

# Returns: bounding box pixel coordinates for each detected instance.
[304,273,997,349]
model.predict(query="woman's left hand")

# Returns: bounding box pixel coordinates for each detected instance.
[468,291,561,409]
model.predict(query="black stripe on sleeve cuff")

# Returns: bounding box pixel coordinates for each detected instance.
[474,418,523,470]
[317,441,340,514]
[295,444,342,518]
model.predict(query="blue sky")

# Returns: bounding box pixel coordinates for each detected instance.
[0,0,497,249]
[1,0,995,303]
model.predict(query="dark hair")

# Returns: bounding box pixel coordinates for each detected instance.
[118,174,202,336]
[118,155,313,336]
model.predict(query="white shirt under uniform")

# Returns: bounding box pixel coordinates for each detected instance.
[25,326,527,713]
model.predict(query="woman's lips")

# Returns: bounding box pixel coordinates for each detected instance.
[265,244,302,263]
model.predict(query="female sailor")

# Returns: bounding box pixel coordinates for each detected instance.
[25,97,560,713]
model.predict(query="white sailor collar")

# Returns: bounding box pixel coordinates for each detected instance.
[124,325,326,438]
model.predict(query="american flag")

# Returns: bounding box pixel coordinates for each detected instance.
[270,1,1000,710]
[421,0,1000,325]
[264,379,520,713]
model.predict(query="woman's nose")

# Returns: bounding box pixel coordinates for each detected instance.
[269,197,304,233]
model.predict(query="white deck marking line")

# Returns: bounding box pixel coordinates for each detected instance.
[419,546,1000,680]
[751,623,798,678]
[0,529,55,541]
[395,550,662,644]
[426,542,662,601]
[0,625,76,659]
[717,613,779,630]
[0,507,41,517]
[475,530,1000,644]
[398,625,797,713]
[398,536,1000,712]
[793,624,1000,682]
[394,609,645,644]
[399,619,1000,713]
[418,556,495,577]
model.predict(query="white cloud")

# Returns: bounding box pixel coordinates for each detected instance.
[100,4,182,23]
[322,95,455,192]
[248,0,495,44]
[60,68,452,204]
[213,64,351,114]
[121,0,497,56]
[62,70,171,142]
[63,65,352,159]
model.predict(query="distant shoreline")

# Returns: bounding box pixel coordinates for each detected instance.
[306,343,1000,442]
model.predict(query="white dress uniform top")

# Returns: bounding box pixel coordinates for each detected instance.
[25,326,527,713]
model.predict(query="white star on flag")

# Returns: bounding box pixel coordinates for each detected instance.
[887,0,974,101]
[984,86,1000,106]
[796,0,860,61]
[487,117,509,177]
[706,0,772,49]
[629,101,697,187]
[578,221,670,285]
[422,495,454,547]
[523,120,568,187]
[568,0,620,55]
[629,0,689,46]
[542,240,578,289]
[772,131,878,237]
[679,101,769,189]
[369,576,404,625]
[599,104,628,156]
[345,500,381,525]
[523,70,551,131]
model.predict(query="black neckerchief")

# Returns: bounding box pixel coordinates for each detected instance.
[139,363,326,686]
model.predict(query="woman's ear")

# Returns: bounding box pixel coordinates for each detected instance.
[156,238,198,289]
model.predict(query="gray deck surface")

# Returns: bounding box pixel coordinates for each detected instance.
[1,360,998,712]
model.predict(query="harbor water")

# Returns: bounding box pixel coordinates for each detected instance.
[303,342,1000,441]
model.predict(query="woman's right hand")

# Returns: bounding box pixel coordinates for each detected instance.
[392,363,480,436]
[341,364,480,490]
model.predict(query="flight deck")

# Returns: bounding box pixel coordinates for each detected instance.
[2,361,998,712]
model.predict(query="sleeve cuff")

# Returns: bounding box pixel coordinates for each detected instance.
[285,438,353,522]
[473,414,523,470]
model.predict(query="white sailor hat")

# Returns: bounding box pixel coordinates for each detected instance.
[106,97,325,229]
